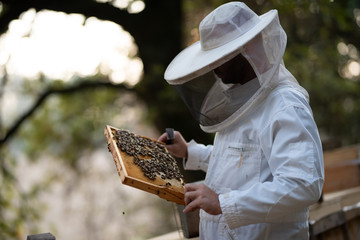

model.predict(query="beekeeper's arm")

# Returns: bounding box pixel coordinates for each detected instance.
[219,104,324,228]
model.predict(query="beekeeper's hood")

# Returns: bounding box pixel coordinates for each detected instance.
[164,2,309,133]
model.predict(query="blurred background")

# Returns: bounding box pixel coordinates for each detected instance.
[0,0,359,239]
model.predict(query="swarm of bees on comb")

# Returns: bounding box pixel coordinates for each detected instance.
[112,129,184,182]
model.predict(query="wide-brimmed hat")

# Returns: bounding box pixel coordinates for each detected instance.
[164,2,277,84]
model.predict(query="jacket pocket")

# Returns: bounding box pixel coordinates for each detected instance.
[219,143,262,190]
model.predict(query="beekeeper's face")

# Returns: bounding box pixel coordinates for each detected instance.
[213,53,256,85]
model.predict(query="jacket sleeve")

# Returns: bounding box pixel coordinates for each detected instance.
[183,139,213,173]
[219,104,324,229]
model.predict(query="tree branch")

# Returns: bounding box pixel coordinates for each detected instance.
[0,80,132,146]
[0,0,137,37]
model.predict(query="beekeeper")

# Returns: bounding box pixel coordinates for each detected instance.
[158,2,324,239]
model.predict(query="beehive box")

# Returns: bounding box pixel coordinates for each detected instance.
[104,125,185,205]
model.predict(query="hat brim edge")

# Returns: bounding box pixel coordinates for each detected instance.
[164,10,278,84]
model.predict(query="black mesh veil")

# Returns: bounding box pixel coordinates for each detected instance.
[172,71,260,127]
[172,72,217,126]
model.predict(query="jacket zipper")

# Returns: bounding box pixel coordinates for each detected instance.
[226,229,234,240]
[224,225,234,240]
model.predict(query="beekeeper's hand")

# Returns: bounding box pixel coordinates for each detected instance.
[183,183,222,215]
[158,130,188,159]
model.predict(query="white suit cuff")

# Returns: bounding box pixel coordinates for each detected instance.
[183,140,210,172]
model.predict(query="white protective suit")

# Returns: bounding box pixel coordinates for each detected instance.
[185,80,324,239]
[164,2,325,239]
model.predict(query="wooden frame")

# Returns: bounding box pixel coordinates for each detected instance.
[104,125,185,205]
